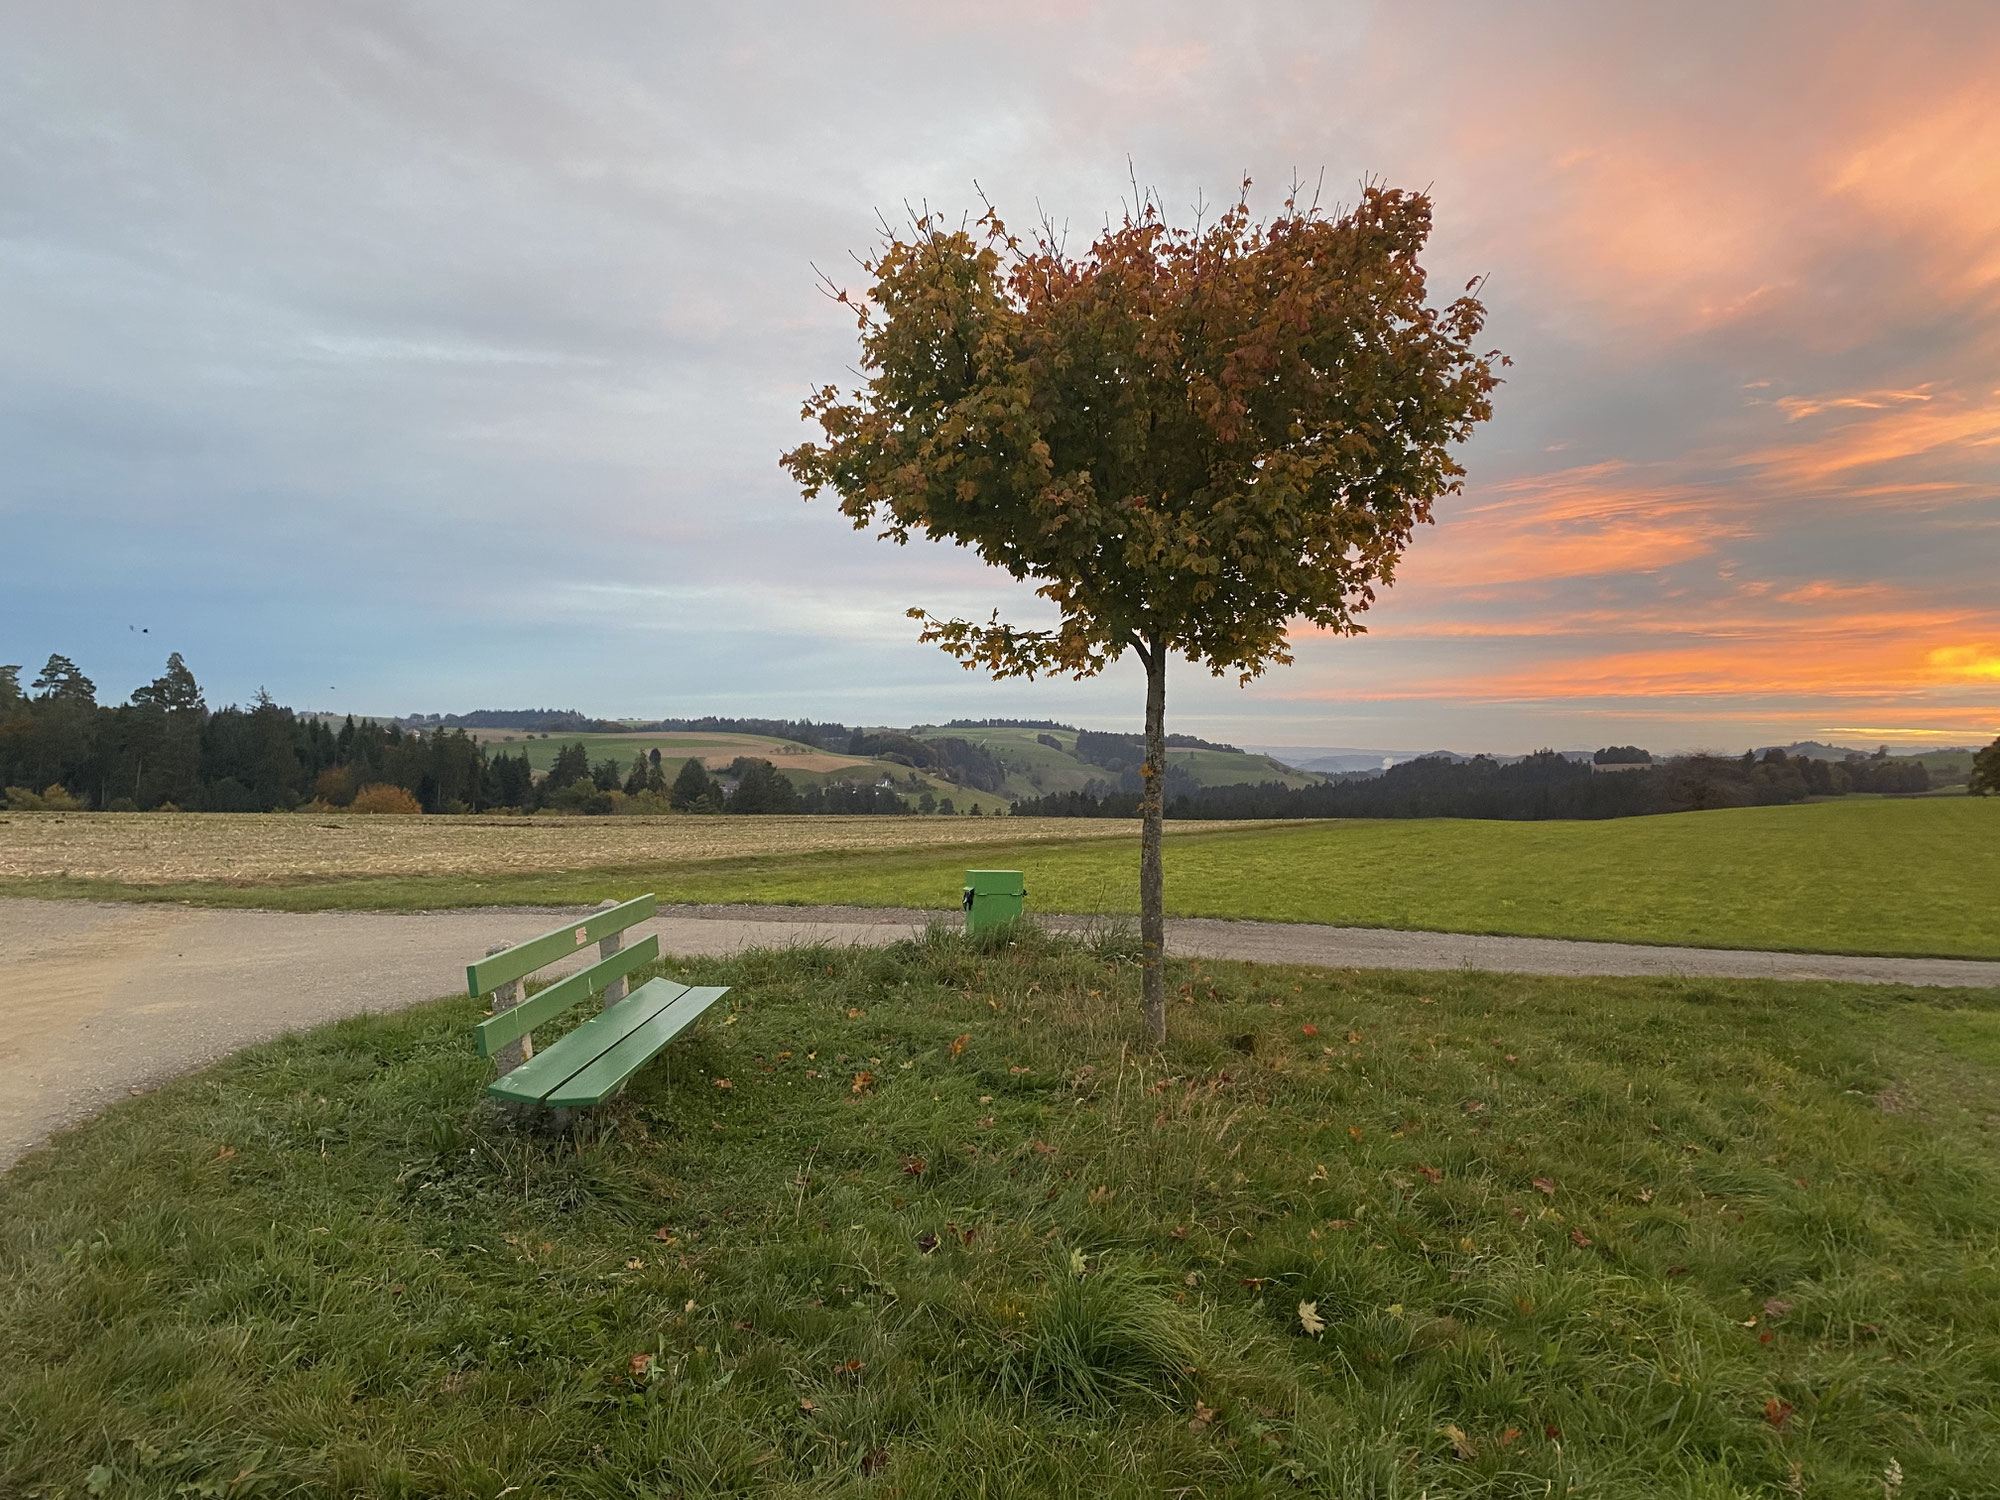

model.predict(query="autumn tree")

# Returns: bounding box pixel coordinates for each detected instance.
[783,182,1501,1040]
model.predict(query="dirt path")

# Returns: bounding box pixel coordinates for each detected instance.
[6,897,1996,1170]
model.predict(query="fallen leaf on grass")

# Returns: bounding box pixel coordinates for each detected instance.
[1031,1140,1055,1155]
[899,1156,926,1176]
[1500,1426,1521,1447]
[833,1358,865,1378]
[1298,1300,1325,1336]
[1764,1398,1793,1429]
[1188,1401,1217,1434]
[1570,1230,1593,1247]
[1300,1024,1318,1037]
[1348,1125,1364,1142]
[977,1116,995,1130]
[625,1258,644,1270]
[1533,1177,1557,1195]
[214,1145,236,1161]
[1763,1297,1793,1319]
[1544,1423,1562,1440]
[860,1446,888,1476]
[1440,1422,1476,1460]
[846,1007,865,1019]
[653,1226,676,1242]
[851,1071,874,1094]
[629,1353,652,1377]
[949,1033,968,1060]
[799,1397,817,1411]
[1417,1165,1443,1184]
[1325,1219,1357,1230]
[916,1232,939,1254]
[712,1078,732,1091]
[1345,1031,1363,1044]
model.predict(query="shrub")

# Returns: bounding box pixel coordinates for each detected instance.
[542,780,614,815]
[2,783,86,812]
[349,783,423,815]
[312,765,357,806]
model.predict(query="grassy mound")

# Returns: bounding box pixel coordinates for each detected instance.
[3,929,1997,1496]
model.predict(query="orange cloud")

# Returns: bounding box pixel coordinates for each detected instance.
[1742,388,2000,483]
[1402,462,1738,589]
[1830,86,2000,296]
[1926,644,2000,681]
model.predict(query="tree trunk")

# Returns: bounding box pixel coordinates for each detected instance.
[1139,642,1168,1043]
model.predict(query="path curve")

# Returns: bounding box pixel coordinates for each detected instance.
[5,897,1995,1170]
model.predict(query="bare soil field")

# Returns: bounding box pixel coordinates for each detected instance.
[0,811,1187,886]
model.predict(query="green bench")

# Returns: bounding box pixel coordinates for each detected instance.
[468,894,728,1110]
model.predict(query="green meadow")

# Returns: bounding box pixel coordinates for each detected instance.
[4,928,1995,1496]
[19,796,1994,959]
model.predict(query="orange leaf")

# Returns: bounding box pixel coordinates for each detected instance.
[1533,1177,1556,1195]
[1569,1230,1593,1247]
[629,1353,652,1377]
[1417,1164,1442,1184]
[851,1071,875,1094]
[1300,1024,1318,1037]
[950,1033,969,1059]
[1764,1397,1793,1429]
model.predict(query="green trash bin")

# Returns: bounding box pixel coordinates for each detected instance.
[962,869,1026,936]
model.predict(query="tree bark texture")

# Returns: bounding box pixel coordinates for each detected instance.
[1139,643,1167,1043]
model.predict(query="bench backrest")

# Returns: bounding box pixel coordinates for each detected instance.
[469,894,660,1061]
[466,893,657,996]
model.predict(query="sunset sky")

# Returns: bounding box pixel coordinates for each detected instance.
[5,2,1996,752]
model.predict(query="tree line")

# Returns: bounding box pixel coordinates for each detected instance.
[1012,747,1938,821]
[0,653,905,815]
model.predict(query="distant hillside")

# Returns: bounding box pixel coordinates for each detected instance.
[912,724,1322,800]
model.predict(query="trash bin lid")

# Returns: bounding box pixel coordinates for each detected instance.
[964,869,1025,896]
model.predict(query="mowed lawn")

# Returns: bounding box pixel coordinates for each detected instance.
[3,797,1990,957]
[5,930,1999,1496]
[647,796,1994,959]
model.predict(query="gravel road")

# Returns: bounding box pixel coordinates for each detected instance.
[6,897,1995,1170]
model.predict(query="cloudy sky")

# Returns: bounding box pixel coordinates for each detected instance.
[5,2,1996,752]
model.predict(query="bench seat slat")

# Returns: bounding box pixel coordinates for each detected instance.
[542,986,730,1107]
[474,934,661,1058]
[466,894,658,997]
[487,977,689,1104]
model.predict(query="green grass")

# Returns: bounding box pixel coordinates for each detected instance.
[15,797,1995,959]
[4,931,1997,1496]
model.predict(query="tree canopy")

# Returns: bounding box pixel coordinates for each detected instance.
[782,182,1501,685]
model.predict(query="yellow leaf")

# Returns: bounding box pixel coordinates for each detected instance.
[1298,1300,1326,1336]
